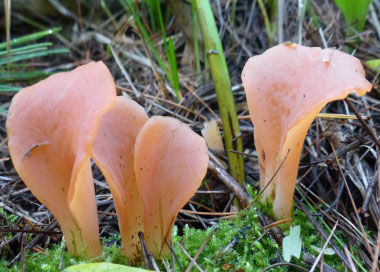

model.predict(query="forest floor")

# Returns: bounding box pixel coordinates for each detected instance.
[0,0,379,271]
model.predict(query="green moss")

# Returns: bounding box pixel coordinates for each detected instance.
[0,237,128,272]
[173,207,281,271]
[0,202,366,271]
[0,208,18,225]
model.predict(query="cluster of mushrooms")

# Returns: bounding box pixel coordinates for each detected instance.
[6,62,209,260]
[6,43,371,262]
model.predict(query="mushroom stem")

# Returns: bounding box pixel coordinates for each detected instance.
[242,44,372,219]
[272,107,322,217]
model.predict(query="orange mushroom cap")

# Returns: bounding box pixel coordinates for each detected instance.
[92,96,148,261]
[241,44,372,219]
[6,62,116,257]
[134,116,209,258]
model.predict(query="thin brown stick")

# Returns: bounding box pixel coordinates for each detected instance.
[208,158,250,207]
[330,142,377,270]
[138,231,153,270]
[7,220,58,268]
[344,98,380,149]
[294,197,351,267]
[310,221,339,272]
[185,230,215,272]
[188,200,216,213]
[0,228,61,236]
[303,253,337,272]
[164,238,184,272]
[262,262,309,272]
[263,218,292,229]
[149,253,160,272]
[58,243,65,271]
[344,245,358,272]
[176,242,205,272]
[180,209,236,216]
[117,85,205,120]
[21,233,27,272]
[112,47,141,98]
[248,148,290,207]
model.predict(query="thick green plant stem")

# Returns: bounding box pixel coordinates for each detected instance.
[194,0,245,195]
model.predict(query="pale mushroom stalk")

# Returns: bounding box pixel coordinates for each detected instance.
[134,116,209,258]
[92,96,148,262]
[6,62,116,257]
[242,44,372,219]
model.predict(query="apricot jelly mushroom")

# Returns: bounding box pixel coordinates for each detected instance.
[6,62,116,257]
[134,116,209,258]
[92,96,148,261]
[241,44,372,219]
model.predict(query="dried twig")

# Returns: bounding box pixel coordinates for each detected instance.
[344,98,380,149]
[303,253,337,272]
[185,230,215,272]
[344,245,358,272]
[208,159,250,207]
[295,197,350,267]
[331,142,378,270]
[20,233,27,272]
[7,220,58,268]
[138,231,153,270]
[176,242,205,272]
[310,220,339,272]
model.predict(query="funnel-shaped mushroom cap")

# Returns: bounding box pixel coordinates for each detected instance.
[6,62,116,257]
[242,44,372,219]
[134,116,209,258]
[92,96,148,261]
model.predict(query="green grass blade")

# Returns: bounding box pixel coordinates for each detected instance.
[231,0,237,28]
[156,0,167,42]
[190,0,201,73]
[13,14,80,54]
[119,0,181,101]
[0,27,62,50]
[144,0,160,32]
[297,0,308,44]
[194,0,245,199]
[257,0,273,44]
[5,0,11,69]
[334,0,373,34]
[0,84,21,92]
[119,0,169,74]
[100,0,119,29]
[156,0,181,100]
[0,48,69,65]
[307,1,321,28]
[167,38,180,94]
[0,70,52,82]
[0,108,8,116]
[0,42,52,56]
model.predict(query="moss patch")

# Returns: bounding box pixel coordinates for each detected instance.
[1,202,360,271]
[172,206,281,271]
